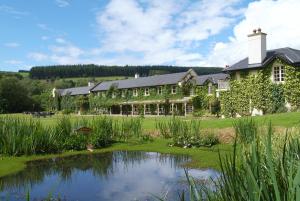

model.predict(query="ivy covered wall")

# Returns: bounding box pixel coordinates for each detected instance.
[220,58,298,117]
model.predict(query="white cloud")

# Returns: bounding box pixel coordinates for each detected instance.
[55,38,66,44]
[28,52,49,61]
[5,60,23,65]
[55,0,70,7]
[95,0,242,66]
[4,42,20,48]
[27,0,300,68]
[204,0,300,66]
[41,36,49,40]
[0,5,28,17]
[37,23,50,31]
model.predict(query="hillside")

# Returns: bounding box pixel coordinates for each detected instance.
[29,64,224,79]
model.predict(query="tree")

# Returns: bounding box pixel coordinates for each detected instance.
[0,77,33,113]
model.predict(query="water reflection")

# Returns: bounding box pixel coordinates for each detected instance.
[0,151,219,201]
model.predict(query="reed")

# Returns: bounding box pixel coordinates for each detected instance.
[0,116,59,156]
[156,120,300,201]
[0,116,144,156]
[156,117,218,147]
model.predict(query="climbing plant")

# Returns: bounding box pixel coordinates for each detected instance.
[283,63,300,109]
[220,58,299,117]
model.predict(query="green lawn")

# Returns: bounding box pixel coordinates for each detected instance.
[16,111,300,130]
[0,139,232,178]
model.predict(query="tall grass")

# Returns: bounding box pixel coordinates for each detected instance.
[0,117,59,156]
[157,119,300,201]
[156,117,218,147]
[234,117,257,144]
[0,116,144,156]
[115,118,143,141]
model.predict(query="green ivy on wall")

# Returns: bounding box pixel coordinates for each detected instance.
[283,62,300,109]
[220,58,299,117]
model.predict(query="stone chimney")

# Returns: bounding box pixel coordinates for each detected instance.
[248,28,267,65]
[88,82,95,87]
[134,73,140,79]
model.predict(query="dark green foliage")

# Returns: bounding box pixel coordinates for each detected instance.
[0,77,34,113]
[269,83,286,113]
[90,117,114,148]
[29,65,222,79]
[211,99,221,116]
[64,134,89,151]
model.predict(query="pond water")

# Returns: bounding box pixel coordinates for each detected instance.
[0,151,219,201]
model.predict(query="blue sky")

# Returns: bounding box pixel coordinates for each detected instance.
[1,0,300,71]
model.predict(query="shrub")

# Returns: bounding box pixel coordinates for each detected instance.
[90,117,113,148]
[64,134,89,151]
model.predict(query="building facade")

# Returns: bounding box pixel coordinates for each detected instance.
[53,69,229,116]
[53,29,300,117]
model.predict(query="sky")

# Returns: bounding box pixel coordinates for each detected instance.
[1,0,300,72]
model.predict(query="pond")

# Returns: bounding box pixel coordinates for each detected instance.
[0,151,219,201]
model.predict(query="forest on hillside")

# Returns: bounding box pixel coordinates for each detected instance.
[29,65,223,79]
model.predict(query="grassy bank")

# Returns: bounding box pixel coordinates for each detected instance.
[0,139,232,178]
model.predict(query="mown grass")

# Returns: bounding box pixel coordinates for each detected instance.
[5,111,300,130]
[0,139,232,178]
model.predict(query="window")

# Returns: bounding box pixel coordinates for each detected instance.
[171,86,177,94]
[208,83,212,95]
[144,88,150,96]
[101,92,106,97]
[273,66,285,82]
[121,90,125,98]
[112,92,116,98]
[157,86,163,95]
[218,80,229,90]
[133,88,138,97]
[190,88,194,96]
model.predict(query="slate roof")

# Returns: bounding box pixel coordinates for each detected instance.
[195,73,229,85]
[57,70,229,96]
[58,86,93,96]
[91,71,189,92]
[226,47,300,71]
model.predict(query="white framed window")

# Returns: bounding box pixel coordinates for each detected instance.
[218,80,230,90]
[144,88,150,96]
[133,88,138,97]
[273,65,285,82]
[171,86,177,94]
[157,86,163,95]
[145,105,150,113]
